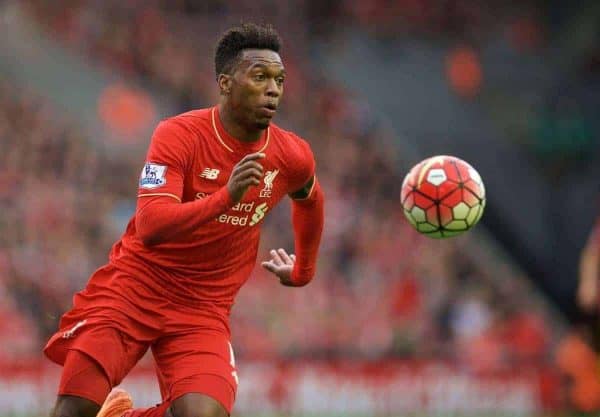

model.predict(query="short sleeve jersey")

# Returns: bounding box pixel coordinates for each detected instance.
[109,107,315,310]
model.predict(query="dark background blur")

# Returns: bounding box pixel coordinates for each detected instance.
[1,0,599,415]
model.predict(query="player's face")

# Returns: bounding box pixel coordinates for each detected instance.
[229,49,285,130]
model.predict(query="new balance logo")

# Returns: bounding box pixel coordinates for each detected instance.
[200,168,220,180]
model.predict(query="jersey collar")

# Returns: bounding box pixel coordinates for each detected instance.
[211,107,270,154]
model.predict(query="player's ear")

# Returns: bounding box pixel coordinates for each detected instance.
[218,73,232,96]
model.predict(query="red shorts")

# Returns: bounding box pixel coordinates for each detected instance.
[44,265,238,414]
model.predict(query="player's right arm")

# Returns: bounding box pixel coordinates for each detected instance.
[577,219,600,312]
[135,120,264,246]
[261,138,324,287]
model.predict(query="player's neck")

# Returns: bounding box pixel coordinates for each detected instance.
[217,104,263,143]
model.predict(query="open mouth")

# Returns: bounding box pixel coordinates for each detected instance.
[260,103,277,117]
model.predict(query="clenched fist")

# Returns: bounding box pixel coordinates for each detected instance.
[227,152,265,203]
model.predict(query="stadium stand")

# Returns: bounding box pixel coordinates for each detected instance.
[2,0,598,414]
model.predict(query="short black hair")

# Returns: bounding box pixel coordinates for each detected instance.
[214,23,282,78]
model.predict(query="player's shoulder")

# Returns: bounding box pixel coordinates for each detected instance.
[269,123,313,159]
[153,108,212,145]
[161,108,212,133]
[269,123,315,189]
[173,108,212,123]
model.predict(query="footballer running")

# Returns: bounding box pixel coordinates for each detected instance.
[45,23,324,417]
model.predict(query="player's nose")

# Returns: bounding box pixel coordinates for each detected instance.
[265,78,281,98]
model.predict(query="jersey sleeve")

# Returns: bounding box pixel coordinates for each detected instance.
[287,136,317,199]
[138,119,191,202]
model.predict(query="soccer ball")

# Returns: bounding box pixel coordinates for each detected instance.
[401,155,486,238]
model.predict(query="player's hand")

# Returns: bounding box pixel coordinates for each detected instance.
[578,275,598,313]
[261,248,296,286]
[227,152,265,203]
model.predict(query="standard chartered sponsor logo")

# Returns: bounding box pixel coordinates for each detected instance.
[209,200,269,227]
[249,202,269,226]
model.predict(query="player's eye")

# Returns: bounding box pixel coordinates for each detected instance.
[276,77,285,85]
[253,73,266,81]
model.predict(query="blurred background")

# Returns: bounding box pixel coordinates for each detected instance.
[1,0,599,416]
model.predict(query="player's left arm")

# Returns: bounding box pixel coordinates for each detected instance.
[262,143,324,287]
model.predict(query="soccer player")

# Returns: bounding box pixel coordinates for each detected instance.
[44,23,324,417]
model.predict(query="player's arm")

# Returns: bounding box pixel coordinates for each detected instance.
[578,221,600,312]
[262,156,324,287]
[136,121,264,246]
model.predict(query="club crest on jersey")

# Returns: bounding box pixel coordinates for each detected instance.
[260,169,279,198]
[140,163,167,189]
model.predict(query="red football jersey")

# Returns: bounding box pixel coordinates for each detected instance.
[109,107,315,311]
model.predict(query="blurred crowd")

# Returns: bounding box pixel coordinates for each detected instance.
[0,1,560,379]
[0,80,140,360]
[0,77,553,371]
